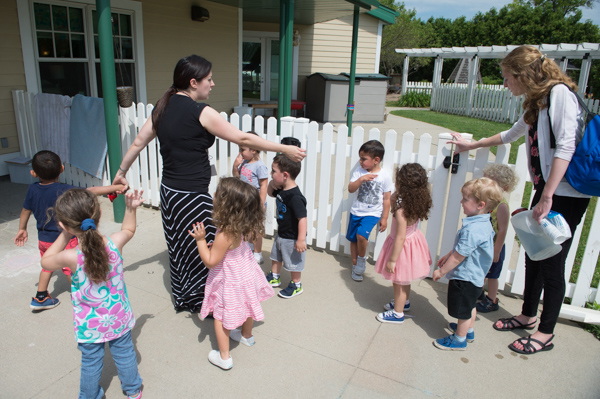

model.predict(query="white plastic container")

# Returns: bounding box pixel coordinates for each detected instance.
[539,211,571,244]
[511,208,562,261]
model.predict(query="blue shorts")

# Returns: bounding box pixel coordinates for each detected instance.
[346,214,379,242]
[486,245,505,279]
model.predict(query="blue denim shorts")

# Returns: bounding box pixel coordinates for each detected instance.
[345,214,379,242]
[486,244,505,279]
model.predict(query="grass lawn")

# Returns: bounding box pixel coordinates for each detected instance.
[390,109,599,297]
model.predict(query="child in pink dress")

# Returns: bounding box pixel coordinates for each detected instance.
[374,163,433,324]
[189,177,274,370]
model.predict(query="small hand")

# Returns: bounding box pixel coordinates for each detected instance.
[233,153,244,168]
[188,222,206,242]
[362,174,376,182]
[125,189,145,208]
[295,239,307,253]
[385,260,395,274]
[14,230,28,246]
[112,175,129,194]
[437,254,448,267]
[379,219,387,232]
[433,269,443,282]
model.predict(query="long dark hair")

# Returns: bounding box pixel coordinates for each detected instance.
[52,189,108,284]
[152,55,212,133]
[391,163,432,222]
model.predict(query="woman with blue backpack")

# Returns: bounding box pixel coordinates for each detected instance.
[450,45,591,355]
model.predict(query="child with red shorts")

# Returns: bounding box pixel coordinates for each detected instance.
[14,150,124,310]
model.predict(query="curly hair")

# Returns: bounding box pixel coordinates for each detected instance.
[391,163,432,222]
[483,164,519,193]
[212,177,265,242]
[462,177,503,213]
[501,45,577,125]
[52,189,108,284]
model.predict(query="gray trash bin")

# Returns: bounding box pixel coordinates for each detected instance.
[305,73,389,123]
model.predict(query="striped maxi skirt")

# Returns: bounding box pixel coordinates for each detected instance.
[160,184,216,313]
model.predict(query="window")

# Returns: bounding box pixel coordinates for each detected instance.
[32,1,137,102]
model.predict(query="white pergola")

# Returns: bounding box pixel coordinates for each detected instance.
[395,43,600,99]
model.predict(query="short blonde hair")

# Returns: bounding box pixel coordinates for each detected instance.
[462,177,503,213]
[483,164,519,193]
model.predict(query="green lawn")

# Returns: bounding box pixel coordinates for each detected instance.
[390,109,599,293]
[389,109,524,164]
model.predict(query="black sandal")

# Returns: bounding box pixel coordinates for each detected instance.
[508,335,554,354]
[493,316,537,331]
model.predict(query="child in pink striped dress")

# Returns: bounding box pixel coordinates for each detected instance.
[189,177,274,370]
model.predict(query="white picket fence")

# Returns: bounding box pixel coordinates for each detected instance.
[404,81,433,94]
[431,83,600,124]
[11,91,600,323]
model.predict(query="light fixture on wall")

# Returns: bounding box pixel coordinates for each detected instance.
[191,6,210,22]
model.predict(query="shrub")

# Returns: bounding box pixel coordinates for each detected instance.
[394,92,431,108]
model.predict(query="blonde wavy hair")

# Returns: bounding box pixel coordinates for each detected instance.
[212,177,265,242]
[483,164,519,193]
[501,45,577,125]
[462,177,503,213]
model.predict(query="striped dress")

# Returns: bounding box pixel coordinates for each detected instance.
[200,240,274,330]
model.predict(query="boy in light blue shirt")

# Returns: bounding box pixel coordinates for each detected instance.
[432,177,503,350]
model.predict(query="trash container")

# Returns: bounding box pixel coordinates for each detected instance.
[305,73,389,123]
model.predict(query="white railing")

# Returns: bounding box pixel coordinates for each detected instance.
[404,81,433,94]
[11,91,600,323]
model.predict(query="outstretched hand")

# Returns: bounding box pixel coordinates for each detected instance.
[447,132,471,154]
[188,222,206,242]
[125,189,145,208]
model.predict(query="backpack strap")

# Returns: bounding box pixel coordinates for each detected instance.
[547,82,592,149]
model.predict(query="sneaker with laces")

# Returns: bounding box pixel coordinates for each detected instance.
[229,329,255,346]
[447,322,475,342]
[278,281,303,298]
[433,334,467,351]
[254,252,264,264]
[127,390,142,399]
[30,295,60,310]
[376,310,405,324]
[266,272,281,287]
[383,300,410,312]
[208,350,233,370]
[476,296,499,313]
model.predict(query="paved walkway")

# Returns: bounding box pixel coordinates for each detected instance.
[1,114,599,398]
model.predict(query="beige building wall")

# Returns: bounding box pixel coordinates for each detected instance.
[0,1,26,157]
[141,0,239,112]
[297,13,379,100]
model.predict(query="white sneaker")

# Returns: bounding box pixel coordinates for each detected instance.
[254,252,264,264]
[208,350,233,370]
[230,328,255,346]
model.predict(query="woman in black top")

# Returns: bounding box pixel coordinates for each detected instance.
[114,55,305,312]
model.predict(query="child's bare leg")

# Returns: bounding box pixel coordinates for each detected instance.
[38,270,52,292]
[350,242,358,266]
[271,260,282,275]
[241,317,253,339]
[291,271,301,284]
[487,278,499,301]
[457,308,477,336]
[393,284,410,313]
[214,319,231,360]
[253,235,263,254]
[357,235,369,258]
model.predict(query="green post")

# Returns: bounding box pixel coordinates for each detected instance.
[346,5,360,135]
[97,0,125,222]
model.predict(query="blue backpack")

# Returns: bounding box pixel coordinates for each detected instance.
[548,84,600,197]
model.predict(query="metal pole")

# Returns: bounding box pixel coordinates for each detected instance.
[346,5,360,135]
[284,0,294,116]
[97,0,124,222]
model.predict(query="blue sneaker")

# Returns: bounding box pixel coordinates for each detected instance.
[278,281,303,298]
[376,310,405,324]
[433,334,467,351]
[383,300,410,312]
[447,322,475,342]
[476,296,500,313]
[266,272,281,287]
[30,295,60,310]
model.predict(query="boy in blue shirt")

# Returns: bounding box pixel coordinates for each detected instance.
[432,177,503,350]
[14,150,125,310]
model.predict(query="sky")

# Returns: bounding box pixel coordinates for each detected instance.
[400,0,600,33]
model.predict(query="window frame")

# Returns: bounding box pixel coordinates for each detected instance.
[17,0,147,103]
